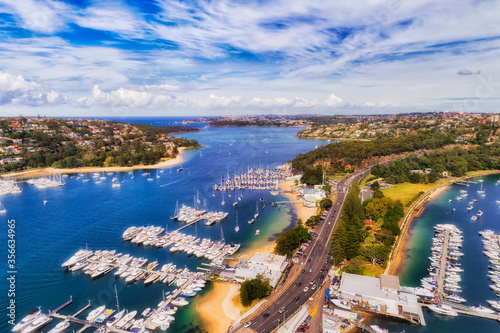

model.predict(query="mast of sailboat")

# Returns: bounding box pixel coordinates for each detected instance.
[114,284,120,312]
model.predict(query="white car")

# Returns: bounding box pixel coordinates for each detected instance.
[303,287,309,292]
[244,321,251,328]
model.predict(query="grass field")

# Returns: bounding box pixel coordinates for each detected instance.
[382,181,446,206]
[362,263,385,277]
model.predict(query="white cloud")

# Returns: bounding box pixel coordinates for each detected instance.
[0,0,69,34]
[0,71,40,104]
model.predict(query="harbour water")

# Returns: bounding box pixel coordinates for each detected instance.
[371,174,500,332]
[0,120,328,333]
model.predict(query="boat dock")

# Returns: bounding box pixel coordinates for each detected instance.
[48,299,131,333]
[82,252,201,285]
[143,275,197,331]
[421,302,500,321]
[436,229,450,298]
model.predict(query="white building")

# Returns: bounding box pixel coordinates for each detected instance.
[234,252,288,287]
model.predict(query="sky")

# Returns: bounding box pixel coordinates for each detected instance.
[0,0,499,117]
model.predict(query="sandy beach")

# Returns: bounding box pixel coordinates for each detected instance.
[280,179,317,222]
[195,282,245,333]
[1,147,199,179]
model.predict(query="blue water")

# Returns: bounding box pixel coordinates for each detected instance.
[370,175,500,332]
[0,122,328,333]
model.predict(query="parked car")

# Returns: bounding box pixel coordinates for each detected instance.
[244,322,251,327]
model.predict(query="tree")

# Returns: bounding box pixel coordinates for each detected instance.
[300,165,323,185]
[240,277,271,307]
[363,245,389,266]
[343,256,364,275]
[320,199,333,209]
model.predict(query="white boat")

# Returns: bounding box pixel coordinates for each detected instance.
[471,215,478,221]
[477,210,483,217]
[427,304,458,316]
[106,309,125,327]
[235,213,239,232]
[22,314,52,333]
[115,310,137,329]
[12,308,41,332]
[47,320,70,333]
[95,309,114,323]
[255,229,260,235]
[171,297,189,306]
[471,305,496,314]
[248,218,254,225]
[254,202,259,218]
[86,305,106,322]
[331,299,351,310]
[0,201,6,214]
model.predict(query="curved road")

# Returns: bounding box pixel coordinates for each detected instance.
[233,168,371,333]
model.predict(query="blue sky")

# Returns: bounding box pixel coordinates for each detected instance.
[0,0,499,116]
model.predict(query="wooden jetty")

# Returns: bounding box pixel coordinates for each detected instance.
[436,229,450,298]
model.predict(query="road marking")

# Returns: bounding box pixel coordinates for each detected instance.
[310,304,318,318]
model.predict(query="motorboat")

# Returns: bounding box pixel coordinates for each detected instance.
[115,310,137,329]
[47,320,70,333]
[12,308,41,332]
[86,305,106,322]
[331,299,351,310]
[22,314,52,333]
[427,304,458,316]
[106,309,125,327]
[95,309,114,323]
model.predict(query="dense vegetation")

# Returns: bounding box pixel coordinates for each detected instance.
[239,277,271,307]
[292,131,456,173]
[371,144,500,181]
[330,184,403,272]
[300,164,324,185]
[275,225,311,258]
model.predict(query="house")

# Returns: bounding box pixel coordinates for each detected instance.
[233,252,288,287]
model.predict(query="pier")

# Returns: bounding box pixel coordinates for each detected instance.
[436,229,450,298]
[49,299,131,333]
[421,302,500,321]
[143,275,197,331]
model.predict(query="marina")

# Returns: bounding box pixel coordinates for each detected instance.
[213,167,287,192]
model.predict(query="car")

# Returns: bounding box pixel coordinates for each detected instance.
[279,307,285,314]
[305,315,312,322]
[294,295,300,301]
[302,269,306,273]
[307,258,311,262]
[320,274,325,280]
[303,287,309,292]
[310,280,314,285]
[325,259,328,263]
[296,282,302,287]
[314,234,318,237]
[311,284,316,290]
[244,322,251,328]
[263,312,270,318]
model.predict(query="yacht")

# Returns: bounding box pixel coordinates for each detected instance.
[471,215,478,221]
[12,308,41,332]
[248,218,255,225]
[171,297,189,306]
[115,310,137,329]
[331,299,351,310]
[477,210,484,217]
[87,305,106,322]
[427,304,458,316]
[255,229,260,236]
[106,309,125,327]
[471,305,496,314]
[235,214,239,232]
[95,309,114,323]
[47,320,70,333]
[22,314,52,333]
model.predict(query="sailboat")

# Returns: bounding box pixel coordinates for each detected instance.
[156,170,161,179]
[237,188,241,201]
[213,188,215,198]
[197,190,201,205]
[221,192,225,206]
[177,163,183,172]
[112,176,121,188]
[254,201,259,219]
[477,182,485,194]
[235,213,239,232]
[0,202,6,214]
[82,173,90,182]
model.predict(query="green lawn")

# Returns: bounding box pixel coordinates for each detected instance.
[382,181,445,206]
[361,263,385,277]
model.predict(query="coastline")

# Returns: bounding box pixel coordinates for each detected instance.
[387,170,500,276]
[1,146,200,179]
[194,178,317,332]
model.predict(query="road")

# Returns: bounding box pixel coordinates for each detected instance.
[233,168,371,333]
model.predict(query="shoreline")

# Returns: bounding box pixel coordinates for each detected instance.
[1,146,201,179]
[387,169,500,276]
[194,178,317,332]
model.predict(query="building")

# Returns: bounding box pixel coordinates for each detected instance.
[338,273,424,325]
[233,252,288,287]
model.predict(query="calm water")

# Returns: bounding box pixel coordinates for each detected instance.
[371,174,500,332]
[0,121,328,333]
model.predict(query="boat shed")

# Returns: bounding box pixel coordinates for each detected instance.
[338,273,424,325]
